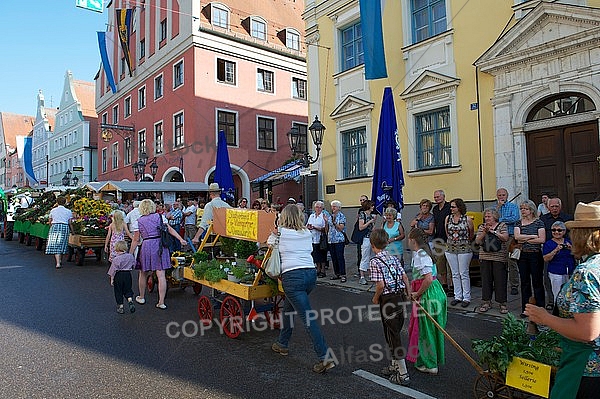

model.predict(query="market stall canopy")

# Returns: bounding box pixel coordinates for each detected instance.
[83,182,108,192]
[250,160,304,189]
[98,181,210,193]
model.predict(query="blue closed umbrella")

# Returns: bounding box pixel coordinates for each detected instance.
[371,87,405,214]
[214,130,235,201]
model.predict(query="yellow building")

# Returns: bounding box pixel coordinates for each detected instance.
[304,0,600,214]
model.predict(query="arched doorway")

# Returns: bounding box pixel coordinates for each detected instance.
[525,93,599,212]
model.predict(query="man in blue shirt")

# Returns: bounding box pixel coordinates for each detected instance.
[496,188,521,295]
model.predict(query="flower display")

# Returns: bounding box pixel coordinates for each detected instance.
[70,198,113,237]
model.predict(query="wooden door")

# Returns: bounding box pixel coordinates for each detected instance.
[527,122,599,213]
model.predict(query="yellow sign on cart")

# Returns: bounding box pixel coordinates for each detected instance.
[505,357,551,398]
[225,209,259,241]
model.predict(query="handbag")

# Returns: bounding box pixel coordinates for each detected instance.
[482,225,502,252]
[158,214,174,255]
[319,230,328,251]
[509,248,521,260]
[351,216,368,244]
[264,233,281,278]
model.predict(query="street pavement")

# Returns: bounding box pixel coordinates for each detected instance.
[1,237,512,399]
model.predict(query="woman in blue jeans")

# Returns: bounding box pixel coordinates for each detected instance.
[270,204,335,373]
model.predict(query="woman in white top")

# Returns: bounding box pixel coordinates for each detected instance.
[46,196,73,269]
[306,200,328,278]
[270,204,334,374]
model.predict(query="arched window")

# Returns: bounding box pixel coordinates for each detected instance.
[527,93,596,122]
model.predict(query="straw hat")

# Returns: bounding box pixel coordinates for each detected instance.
[208,182,222,192]
[565,201,600,229]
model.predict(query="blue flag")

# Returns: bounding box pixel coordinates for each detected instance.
[372,87,404,214]
[97,31,117,93]
[22,136,38,185]
[214,130,235,202]
[359,0,387,80]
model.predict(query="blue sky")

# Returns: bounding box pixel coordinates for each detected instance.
[0,1,107,116]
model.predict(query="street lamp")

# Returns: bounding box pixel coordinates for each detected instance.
[132,151,158,181]
[287,115,325,168]
[72,175,79,186]
[61,169,72,186]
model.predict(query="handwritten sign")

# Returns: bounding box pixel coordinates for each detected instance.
[225,209,259,241]
[505,357,551,398]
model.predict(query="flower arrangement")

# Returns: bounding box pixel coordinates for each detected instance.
[70,198,113,237]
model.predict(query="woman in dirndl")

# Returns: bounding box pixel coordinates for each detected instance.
[46,196,73,269]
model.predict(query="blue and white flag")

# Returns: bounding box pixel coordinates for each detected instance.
[359,0,387,80]
[97,31,117,93]
[21,137,38,186]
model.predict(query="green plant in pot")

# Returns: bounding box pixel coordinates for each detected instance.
[219,237,238,257]
[234,240,259,260]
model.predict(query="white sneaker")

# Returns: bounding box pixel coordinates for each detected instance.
[135,296,146,304]
[415,365,438,375]
[359,277,367,285]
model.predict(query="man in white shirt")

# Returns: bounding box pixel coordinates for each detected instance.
[182,199,198,242]
[124,200,142,256]
[191,183,231,244]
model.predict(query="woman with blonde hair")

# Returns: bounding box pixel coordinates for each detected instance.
[105,210,133,263]
[130,199,186,309]
[270,204,334,373]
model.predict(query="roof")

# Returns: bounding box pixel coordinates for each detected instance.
[0,112,35,148]
[98,181,210,193]
[73,80,97,118]
[250,160,303,187]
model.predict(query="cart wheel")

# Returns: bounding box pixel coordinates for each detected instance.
[193,283,202,295]
[35,237,44,251]
[197,295,213,326]
[147,274,155,293]
[264,295,284,330]
[25,234,33,246]
[473,372,513,399]
[75,248,85,266]
[220,295,244,339]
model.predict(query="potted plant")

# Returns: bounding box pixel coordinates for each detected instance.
[234,239,259,260]
[227,265,248,283]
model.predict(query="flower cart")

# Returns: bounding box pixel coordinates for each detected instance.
[68,198,112,266]
[145,252,203,294]
[182,208,284,339]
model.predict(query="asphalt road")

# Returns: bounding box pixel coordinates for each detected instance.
[0,238,502,399]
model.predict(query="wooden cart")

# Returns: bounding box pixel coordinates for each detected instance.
[183,208,284,338]
[68,234,105,266]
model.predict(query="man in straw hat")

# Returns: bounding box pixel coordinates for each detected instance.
[525,201,600,399]
[191,183,231,244]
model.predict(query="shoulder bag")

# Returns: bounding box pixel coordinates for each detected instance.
[158,214,175,255]
[351,213,368,244]
[482,224,502,252]
[264,233,281,278]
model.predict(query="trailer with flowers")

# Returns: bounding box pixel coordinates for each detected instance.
[68,198,112,266]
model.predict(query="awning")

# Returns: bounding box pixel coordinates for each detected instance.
[84,182,109,192]
[250,161,304,188]
[97,181,210,193]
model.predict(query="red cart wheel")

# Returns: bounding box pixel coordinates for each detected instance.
[473,372,513,399]
[220,295,244,339]
[264,295,285,330]
[197,295,213,326]
[147,274,155,293]
[193,283,202,295]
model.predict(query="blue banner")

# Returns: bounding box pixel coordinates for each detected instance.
[359,0,387,80]
[372,87,404,214]
[97,31,117,93]
[214,131,235,202]
[22,137,38,185]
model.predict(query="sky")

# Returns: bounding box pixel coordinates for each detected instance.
[0,1,107,116]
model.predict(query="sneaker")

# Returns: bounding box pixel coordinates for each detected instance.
[128,300,136,313]
[450,299,461,306]
[510,287,518,295]
[116,306,125,314]
[389,372,410,386]
[313,360,336,373]
[135,296,146,304]
[359,277,367,285]
[415,365,438,375]
[156,303,167,310]
[271,342,289,356]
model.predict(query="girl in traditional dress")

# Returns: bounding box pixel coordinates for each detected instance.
[406,228,447,375]
[104,210,132,263]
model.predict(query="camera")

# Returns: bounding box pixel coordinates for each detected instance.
[561,244,568,249]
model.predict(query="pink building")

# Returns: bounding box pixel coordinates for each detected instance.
[95,0,308,202]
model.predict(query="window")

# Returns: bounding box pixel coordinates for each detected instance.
[292,122,308,154]
[286,29,300,50]
[174,112,184,148]
[138,129,146,155]
[138,86,146,109]
[155,122,163,154]
[341,127,367,178]
[341,22,364,72]
[124,96,131,118]
[112,105,119,123]
[257,69,274,93]
[139,38,145,59]
[73,130,78,143]
[102,148,107,173]
[415,107,451,169]
[120,57,126,77]
[160,18,167,42]
[292,78,306,100]
[173,60,184,88]
[250,18,266,40]
[257,117,275,150]
[112,143,119,169]
[154,74,163,100]
[102,113,108,124]
[411,0,447,43]
[212,4,229,28]
[124,137,132,165]
[217,110,237,146]
[527,93,596,122]
[217,59,236,85]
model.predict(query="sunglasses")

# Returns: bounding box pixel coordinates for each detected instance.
[551,229,565,232]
